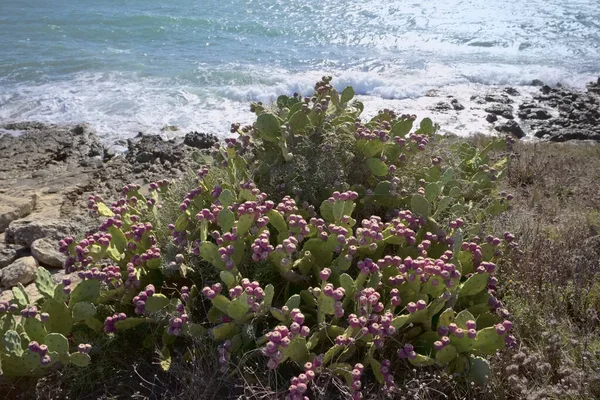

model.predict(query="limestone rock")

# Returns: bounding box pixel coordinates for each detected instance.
[5,218,77,248]
[0,193,37,232]
[1,256,38,288]
[31,238,66,268]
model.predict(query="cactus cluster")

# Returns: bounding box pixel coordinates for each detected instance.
[1,79,520,398]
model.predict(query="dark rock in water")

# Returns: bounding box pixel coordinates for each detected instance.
[184,131,218,149]
[501,111,515,120]
[519,102,537,110]
[125,135,186,167]
[541,85,552,95]
[484,94,513,104]
[484,104,513,115]
[486,113,498,123]
[518,108,552,120]
[450,99,465,111]
[531,79,544,87]
[470,95,487,105]
[495,121,525,139]
[430,101,453,112]
[504,87,521,96]
[425,89,441,97]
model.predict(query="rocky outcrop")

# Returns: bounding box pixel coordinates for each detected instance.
[0,193,37,232]
[0,121,217,294]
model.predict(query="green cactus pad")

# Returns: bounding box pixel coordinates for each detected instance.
[24,318,47,343]
[458,273,489,297]
[236,213,254,236]
[339,273,355,297]
[409,353,435,367]
[198,241,226,270]
[284,294,301,310]
[217,209,235,232]
[68,279,100,307]
[227,296,250,320]
[419,118,435,135]
[96,202,114,217]
[69,352,91,367]
[22,349,41,371]
[474,327,505,355]
[114,318,147,331]
[438,308,455,328]
[340,86,355,104]
[35,267,56,299]
[210,322,238,341]
[333,200,345,222]
[266,210,287,234]
[435,344,458,365]
[361,140,384,158]
[71,301,97,322]
[174,213,188,232]
[318,292,335,315]
[391,119,413,137]
[425,183,441,202]
[211,295,232,314]
[145,294,170,313]
[183,323,208,338]
[282,337,309,364]
[270,307,285,321]
[107,226,127,252]
[220,271,236,289]
[411,194,431,218]
[3,330,24,357]
[289,109,310,133]
[1,314,16,335]
[454,310,476,329]
[468,356,491,385]
[319,199,335,222]
[85,318,104,332]
[366,157,388,176]
[302,239,333,268]
[218,189,235,208]
[41,299,73,336]
[45,333,69,355]
[391,314,409,330]
[369,356,385,384]
[262,284,274,309]
[442,167,455,184]
[12,284,29,307]
[323,344,343,365]
[256,113,281,142]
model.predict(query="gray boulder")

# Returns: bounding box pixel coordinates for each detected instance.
[1,256,38,287]
[31,238,66,268]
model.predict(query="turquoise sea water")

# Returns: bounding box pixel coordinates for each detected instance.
[1,0,599,141]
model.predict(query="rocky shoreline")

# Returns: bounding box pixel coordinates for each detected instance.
[0,78,599,302]
[0,123,217,303]
[427,78,600,141]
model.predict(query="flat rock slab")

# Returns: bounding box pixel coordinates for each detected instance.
[0,256,38,288]
[0,193,37,232]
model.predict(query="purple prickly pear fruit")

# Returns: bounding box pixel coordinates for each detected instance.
[466,320,477,330]
[28,341,41,353]
[41,355,52,366]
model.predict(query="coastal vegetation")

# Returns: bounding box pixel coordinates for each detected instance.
[1,79,599,400]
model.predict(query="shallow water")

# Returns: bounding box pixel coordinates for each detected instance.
[0,0,598,141]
